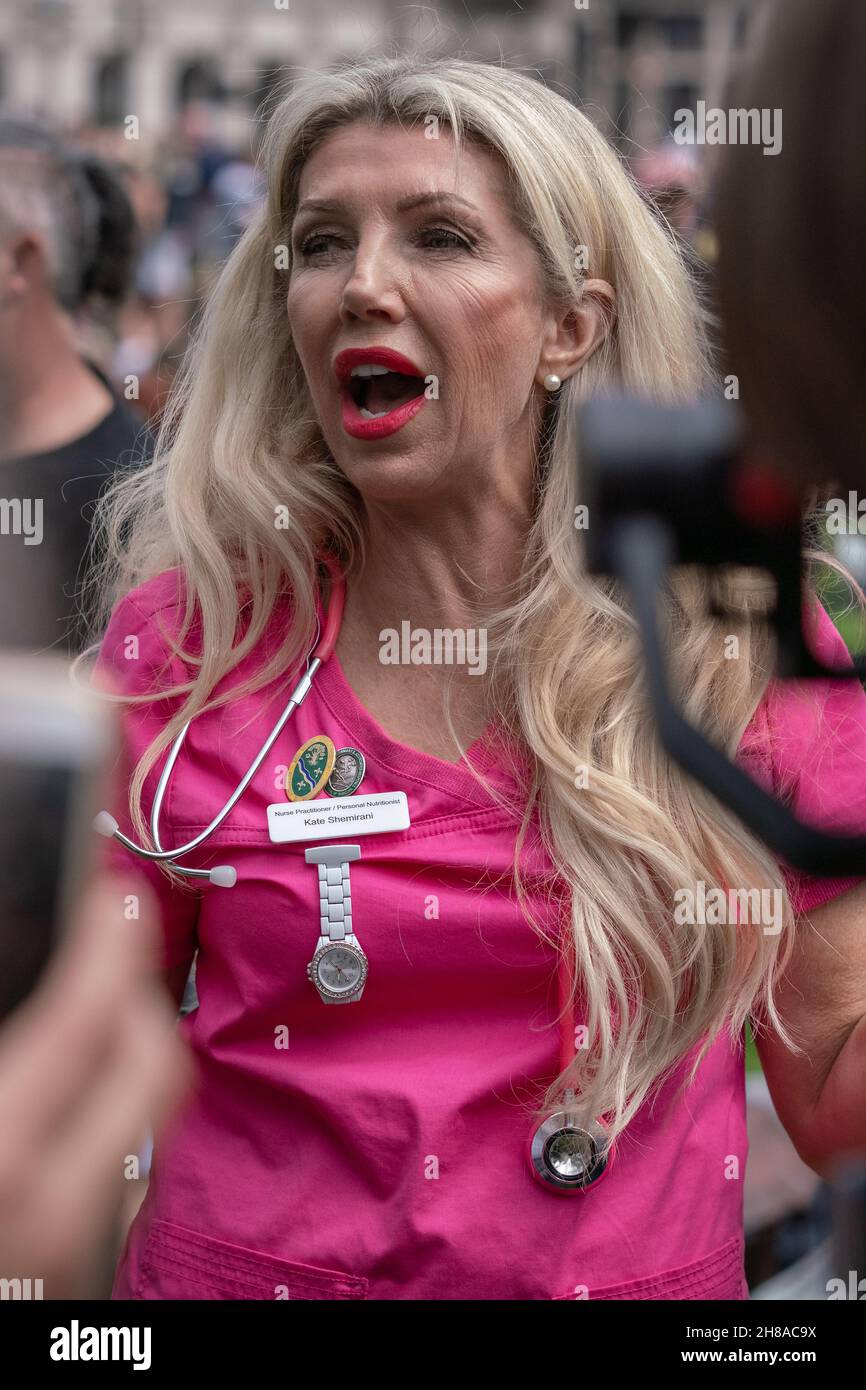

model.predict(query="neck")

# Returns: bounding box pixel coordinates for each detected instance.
[0,301,114,460]
[349,491,532,640]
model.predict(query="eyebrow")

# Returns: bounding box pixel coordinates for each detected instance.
[293,191,481,218]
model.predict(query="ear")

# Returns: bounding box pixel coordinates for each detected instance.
[535,278,615,386]
[0,232,45,301]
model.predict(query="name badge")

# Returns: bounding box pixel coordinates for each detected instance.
[267,790,411,843]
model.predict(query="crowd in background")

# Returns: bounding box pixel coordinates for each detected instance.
[58,100,267,427]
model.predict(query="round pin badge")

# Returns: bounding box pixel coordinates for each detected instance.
[286,735,337,801]
[325,747,366,797]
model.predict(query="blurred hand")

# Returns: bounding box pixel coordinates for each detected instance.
[0,870,194,1298]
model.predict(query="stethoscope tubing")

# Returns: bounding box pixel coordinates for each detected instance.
[94,553,346,884]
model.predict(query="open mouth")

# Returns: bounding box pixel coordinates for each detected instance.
[345,366,427,419]
[333,347,430,439]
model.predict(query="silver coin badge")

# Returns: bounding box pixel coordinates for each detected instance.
[325,747,366,797]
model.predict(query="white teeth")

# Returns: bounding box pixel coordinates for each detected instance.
[360,407,390,419]
[350,364,390,378]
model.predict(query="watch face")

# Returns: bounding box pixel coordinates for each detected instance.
[315,944,365,996]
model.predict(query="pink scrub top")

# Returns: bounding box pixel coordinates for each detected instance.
[93,571,866,1300]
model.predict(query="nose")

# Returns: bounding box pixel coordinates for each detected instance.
[339,230,406,325]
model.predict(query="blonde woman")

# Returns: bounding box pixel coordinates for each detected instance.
[84,55,866,1300]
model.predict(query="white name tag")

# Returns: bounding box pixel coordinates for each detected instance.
[267,791,411,843]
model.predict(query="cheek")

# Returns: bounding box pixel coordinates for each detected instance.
[286,269,336,332]
[425,271,542,399]
[286,280,333,385]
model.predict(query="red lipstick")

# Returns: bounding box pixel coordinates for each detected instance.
[333,346,429,440]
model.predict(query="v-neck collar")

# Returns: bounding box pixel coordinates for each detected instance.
[309,582,530,812]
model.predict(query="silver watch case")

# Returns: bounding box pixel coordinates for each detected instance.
[306,934,368,1004]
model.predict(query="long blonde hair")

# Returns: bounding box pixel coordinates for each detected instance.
[82,53,802,1142]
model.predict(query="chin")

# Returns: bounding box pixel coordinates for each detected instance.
[333,448,445,502]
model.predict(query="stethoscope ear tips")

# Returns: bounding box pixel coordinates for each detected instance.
[209,865,237,887]
[93,810,119,837]
[92,809,237,887]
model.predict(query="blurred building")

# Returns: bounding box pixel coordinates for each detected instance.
[0,0,772,147]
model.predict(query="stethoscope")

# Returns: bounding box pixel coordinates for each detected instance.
[528,940,613,1195]
[93,552,347,888]
[93,551,612,1194]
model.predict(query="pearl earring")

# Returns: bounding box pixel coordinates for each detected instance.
[543,373,562,392]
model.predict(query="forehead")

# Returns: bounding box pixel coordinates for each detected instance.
[294,119,512,215]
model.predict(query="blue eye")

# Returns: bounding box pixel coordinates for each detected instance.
[416,226,475,252]
[299,234,342,257]
[297,226,475,259]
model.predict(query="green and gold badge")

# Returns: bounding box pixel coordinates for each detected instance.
[286,735,337,801]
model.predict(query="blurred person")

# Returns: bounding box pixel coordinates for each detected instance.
[162,103,231,284]
[633,139,721,360]
[113,163,196,423]
[0,120,151,655]
[208,154,267,263]
[70,150,142,377]
[715,0,866,497]
[0,869,193,1299]
[633,139,704,244]
[85,54,866,1302]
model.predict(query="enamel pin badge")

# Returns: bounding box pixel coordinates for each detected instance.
[286,735,337,801]
[325,747,366,797]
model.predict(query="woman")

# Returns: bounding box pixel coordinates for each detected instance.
[85,55,866,1300]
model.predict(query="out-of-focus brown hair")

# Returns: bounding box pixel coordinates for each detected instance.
[716,0,866,489]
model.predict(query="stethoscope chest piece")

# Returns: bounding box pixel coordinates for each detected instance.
[528,1101,612,1195]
